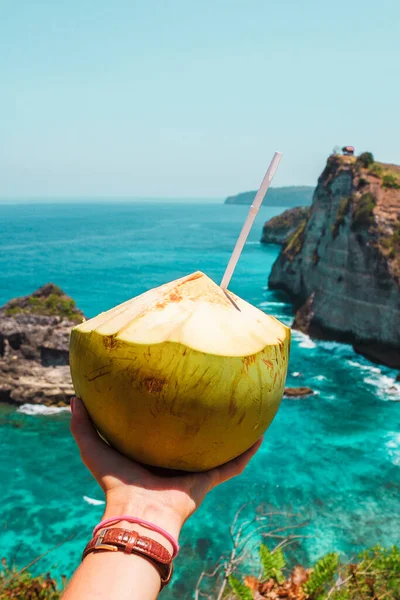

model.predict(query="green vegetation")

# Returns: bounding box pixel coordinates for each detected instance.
[5,293,82,322]
[332,196,352,238]
[2,544,400,599]
[228,576,253,600]
[266,207,309,231]
[357,152,374,168]
[228,545,400,600]
[4,306,23,317]
[351,192,376,230]
[303,553,339,598]
[284,220,307,260]
[381,218,400,261]
[0,559,64,599]
[259,544,286,583]
[382,173,400,189]
[369,162,383,177]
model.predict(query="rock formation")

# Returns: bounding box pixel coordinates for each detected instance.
[261,207,310,245]
[0,284,83,405]
[269,153,400,368]
[284,387,314,398]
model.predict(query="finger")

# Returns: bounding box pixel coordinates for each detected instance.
[70,397,117,478]
[212,437,263,486]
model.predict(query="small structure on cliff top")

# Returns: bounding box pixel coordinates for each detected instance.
[342,145,355,155]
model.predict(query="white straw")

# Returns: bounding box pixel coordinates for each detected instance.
[220,151,283,290]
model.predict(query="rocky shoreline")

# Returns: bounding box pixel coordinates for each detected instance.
[267,152,400,369]
[0,284,83,406]
[0,284,315,407]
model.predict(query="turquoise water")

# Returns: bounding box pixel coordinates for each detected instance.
[1,202,400,598]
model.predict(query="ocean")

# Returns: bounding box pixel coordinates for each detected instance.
[1,201,399,598]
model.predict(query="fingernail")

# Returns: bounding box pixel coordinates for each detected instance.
[70,397,75,413]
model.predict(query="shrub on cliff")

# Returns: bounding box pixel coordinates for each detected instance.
[0,559,64,599]
[3,284,83,323]
[352,192,376,229]
[283,220,308,260]
[332,196,352,238]
[226,545,400,600]
[382,173,400,189]
[369,162,383,177]
[381,219,400,261]
[357,152,374,168]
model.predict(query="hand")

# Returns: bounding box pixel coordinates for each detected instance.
[70,397,262,541]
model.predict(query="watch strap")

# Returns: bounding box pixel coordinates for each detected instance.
[82,527,173,588]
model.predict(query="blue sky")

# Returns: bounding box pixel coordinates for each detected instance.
[1,0,399,198]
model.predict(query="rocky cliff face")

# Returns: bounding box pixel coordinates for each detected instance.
[269,154,400,368]
[0,284,83,405]
[261,207,309,245]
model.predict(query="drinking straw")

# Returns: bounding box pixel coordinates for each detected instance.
[220,151,283,290]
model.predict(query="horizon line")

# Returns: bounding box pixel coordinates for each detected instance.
[0,184,316,203]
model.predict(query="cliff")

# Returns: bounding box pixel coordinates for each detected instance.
[268,153,400,368]
[225,186,314,206]
[0,284,83,405]
[261,207,310,245]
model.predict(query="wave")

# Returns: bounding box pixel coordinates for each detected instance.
[363,374,400,402]
[386,432,400,466]
[318,340,353,353]
[313,375,328,381]
[258,301,288,308]
[291,330,317,349]
[17,404,70,416]
[83,495,105,506]
[299,339,317,349]
[347,360,381,374]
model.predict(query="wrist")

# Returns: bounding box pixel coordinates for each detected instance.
[101,493,183,554]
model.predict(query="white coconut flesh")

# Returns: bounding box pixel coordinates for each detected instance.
[77,271,287,355]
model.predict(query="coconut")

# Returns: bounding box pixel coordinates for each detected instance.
[69,272,290,471]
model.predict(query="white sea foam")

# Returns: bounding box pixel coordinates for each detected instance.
[363,374,400,402]
[385,432,400,466]
[17,404,70,416]
[291,372,302,377]
[300,340,316,349]
[318,340,352,353]
[347,360,381,374]
[291,330,308,340]
[83,496,105,506]
[258,300,287,308]
[291,331,317,349]
[313,375,327,382]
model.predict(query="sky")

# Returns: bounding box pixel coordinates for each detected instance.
[1,0,400,198]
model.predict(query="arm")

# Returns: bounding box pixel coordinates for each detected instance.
[62,397,262,600]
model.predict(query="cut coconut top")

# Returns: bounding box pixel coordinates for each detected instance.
[74,272,289,356]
